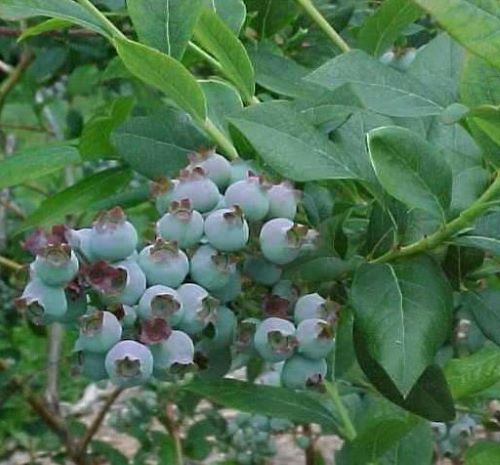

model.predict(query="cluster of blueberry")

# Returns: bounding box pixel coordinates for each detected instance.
[17,150,336,389]
[432,416,477,459]
[222,413,293,465]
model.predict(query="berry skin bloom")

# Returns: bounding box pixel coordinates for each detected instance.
[189,244,237,291]
[296,318,335,360]
[254,317,297,363]
[76,310,122,353]
[224,175,269,222]
[266,181,300,220]
[204,206,249,252]
[150,330,195,378]
[243,256,282,286]
[137,284,184,327]
[177,283,217,335]
[105,340,154,387]
[171,167,220,213]
[189,149,232,190]
[294,293,338,324]
[281,354,327,390]
[259,218,308,265]
[32,243,79,286]
[18,278,68,324]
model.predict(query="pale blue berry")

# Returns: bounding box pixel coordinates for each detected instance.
[204,206,249,252]
[281,355,327,389]
[296,318,334,360]
[254,317,296,363]
[33,244,79,286]
[190,244,236,291]
[172,167,220,213]
[105,340,153,387]
[137,284,184,327]
[224,176,269,222]
[76,310,122,353]
[259,218,308,265]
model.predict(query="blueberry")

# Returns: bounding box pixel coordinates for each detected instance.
[150,177,179,215]
[77,350,108,382]
[204,207,249,252]
[112,258,147,306]
[243,256,282,286]
[89,207,138,262]
[190,244,237,291]
[203,305,236,348]
[32,244,79,286]
[150,330,195,377]
[76,310,122,353]
[294,293,338,324]
[234,318,259,353]
[57,288,88,326]
[18,278,67,324]
[105,340,154,387]
[449,415,476,446]
[224,175,269,221]
[281,355,327,389]
[138,239,189,288]
[269,417,293,433]
[189,150,231,190]
[177,283,216,335]
[211,271,241,303]
[267,181,300,220]
[254,317,296,363]
[229,159,259,184]
[137,284,184,327]
[157,199,204,249]
[272,280,299,308]
[296,318,334,360]
[172,167,220,213]
[259,218,308,265]
[121,304,137,328]
[67,228,96,261]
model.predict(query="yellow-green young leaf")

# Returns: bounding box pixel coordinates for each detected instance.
[445,346,500,399]
[19,18,72,41]
[126,0,203,59]
[358,0,422,57]
[193,7,255,102]
[114,37,207,120]
[411,0,500,70]
[0,145,79,189]
[367,126,452,222]
[21,167,132,231]
[0,0,110,37]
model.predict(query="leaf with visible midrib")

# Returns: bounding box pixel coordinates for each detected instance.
[0,145,80,189]
[462,290,500,346]
[358,0,422,57]
[305,50,443,117]
[411,0,500,70]
[127,0,203,59]
[367,126,452,222]
[351,256,453,396]
[114,37,206,121]
[0,0,110,37]
[185,378,340,429]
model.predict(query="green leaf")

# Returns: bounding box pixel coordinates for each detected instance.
[444,345,500,399]
[113,36,206,120]
[193,7,255,102]
[203,0,246,34]
[19,18,72,41]
[245,0,299,37]
[354,329,455,421]
[358,0,422,57]
[465,442,500,465]
[112,108,209,180]
[0,145,80,189]
[80,97,134,161]
[306,50,443,117]
[21,167,132,231]
[367,126,452,221]
[410,0,500,70]
[200,80,243,138]
[185,378,340,429]
[127,0,202,59]
[284,256,361,283]
[0,0,110,37]
[228,101,355,182]
[351,256,453,396]
[453,211,500,255]
[380,421,433,465]
[462,289,500,346]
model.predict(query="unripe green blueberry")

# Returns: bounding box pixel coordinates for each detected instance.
[138,239,189,288]
[113,258,147,306]
[67,228,96,261]
[89,207,138,262]
[203,305,236,348]
[272,280,299,308]
[121,304,137,328]
[18,278,67,324]
[250,415,269,431]
[296,436,311,450]
[77,350,107,382]
[190,244,237,291]
[77,310,122,353]
[296,318,334,360]
[294,293,338,324]
[204,206,249,252]
[150,330,195,377]
[57,288,88,326]
[243,256,282,286]
[137,284,184,326]
[449,415,476,446]
[157,199,204,249]
[172,167,220,213]
[177,283,217,335]
[269,417,293,433]
[229,159,259,184]
[254,317,296,363]
[224,175,269,222]
[105,340,154,387]
[259,219,308,265]
[281,355,327,389]
[267,181,300,220]
[150,177,179,215]
[189,150,232,190]
[211,271,241,304]
[33,244,79,286]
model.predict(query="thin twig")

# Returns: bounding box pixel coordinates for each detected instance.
[76,387,124,456]
[0,50,34,113]
[0,255,23,271]
[0,123,51,133]
[159,401,184,465]
[0,198,26,219]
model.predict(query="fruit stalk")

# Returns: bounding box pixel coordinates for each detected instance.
[324,381,357,441]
